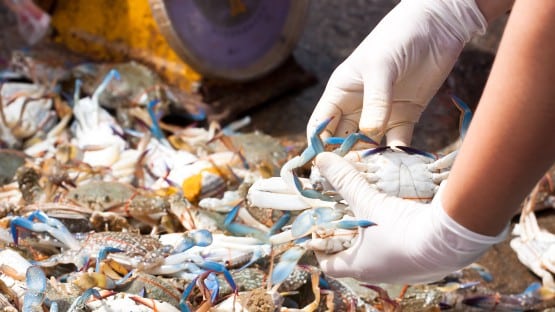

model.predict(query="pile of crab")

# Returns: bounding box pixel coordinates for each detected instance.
[1,59,554,312]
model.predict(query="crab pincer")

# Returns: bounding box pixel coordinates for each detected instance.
[172,229,213,253]
[11,210,80,250]
[280,117,332,198]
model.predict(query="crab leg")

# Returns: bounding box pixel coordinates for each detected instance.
[280,117,333,202]
[451,95,473,140]
[22,266,46,312]
[271,246,306,286]
[326,132,378,156]
[248,177,337,211]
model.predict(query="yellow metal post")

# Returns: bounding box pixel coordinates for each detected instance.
[49,0,201,90]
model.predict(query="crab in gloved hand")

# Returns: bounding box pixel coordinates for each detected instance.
[246,96,473,286]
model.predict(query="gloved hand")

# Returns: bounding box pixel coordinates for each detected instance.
[307,0,487,146]
[310,152,508,284]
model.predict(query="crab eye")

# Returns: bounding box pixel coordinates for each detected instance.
[104,195,111,203]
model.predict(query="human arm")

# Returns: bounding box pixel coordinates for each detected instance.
[307,0,513,147]
[312,0,555,283]
[443,0,555,236]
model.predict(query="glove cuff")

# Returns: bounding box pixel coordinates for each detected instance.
[412,0,488,43]
[431,181,509,254]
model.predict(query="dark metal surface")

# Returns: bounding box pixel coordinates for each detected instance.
[150,0,309,80]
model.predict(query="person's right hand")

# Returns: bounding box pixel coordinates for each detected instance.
[307,0,487,147]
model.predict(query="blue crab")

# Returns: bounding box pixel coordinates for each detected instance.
[10,211,237,286]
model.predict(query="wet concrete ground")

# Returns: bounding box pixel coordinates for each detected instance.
[1,0,553,306]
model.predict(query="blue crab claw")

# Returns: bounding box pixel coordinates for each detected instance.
[23,266,47,311]
[10,214,80,250]
[173,229,213,253]
[28,210,72,235]
[295,116,334,168]
[326,133,379,156]
[180,273,219,312]
[271,246,306,285]
[96,247,124,273]
[291,207,343,238]
[308,116,333,154]
[451,95,472,140]
[204,272,220,303]
[223,205,267,240]
[291,174,334,202]
[195,261,237,293]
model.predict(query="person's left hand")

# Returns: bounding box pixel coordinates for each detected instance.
[309,152,507,284]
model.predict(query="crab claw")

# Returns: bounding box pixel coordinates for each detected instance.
[271,246,306,285]
[291,207,343,238]
[10,213,80,250]
[195,260,237,293]
[23,266,47,311]
[280,117,333,195]
[173,229,213,253]
[223,205,267,239]
[96,247,124,273]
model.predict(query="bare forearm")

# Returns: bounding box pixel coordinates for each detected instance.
[443,0,555,236]
[475,0,514,22]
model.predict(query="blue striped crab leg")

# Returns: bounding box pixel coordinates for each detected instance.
[281,117,379,201]
[92,69,121,103]
[147,99,165,140]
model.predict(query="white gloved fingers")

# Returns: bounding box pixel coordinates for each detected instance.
[307,64,363,141]
[358,61,395,143]
[384,101,424,146]
[314,152,390,219]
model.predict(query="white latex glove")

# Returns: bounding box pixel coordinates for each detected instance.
[312,152,508,284]
[307,0,487,146]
